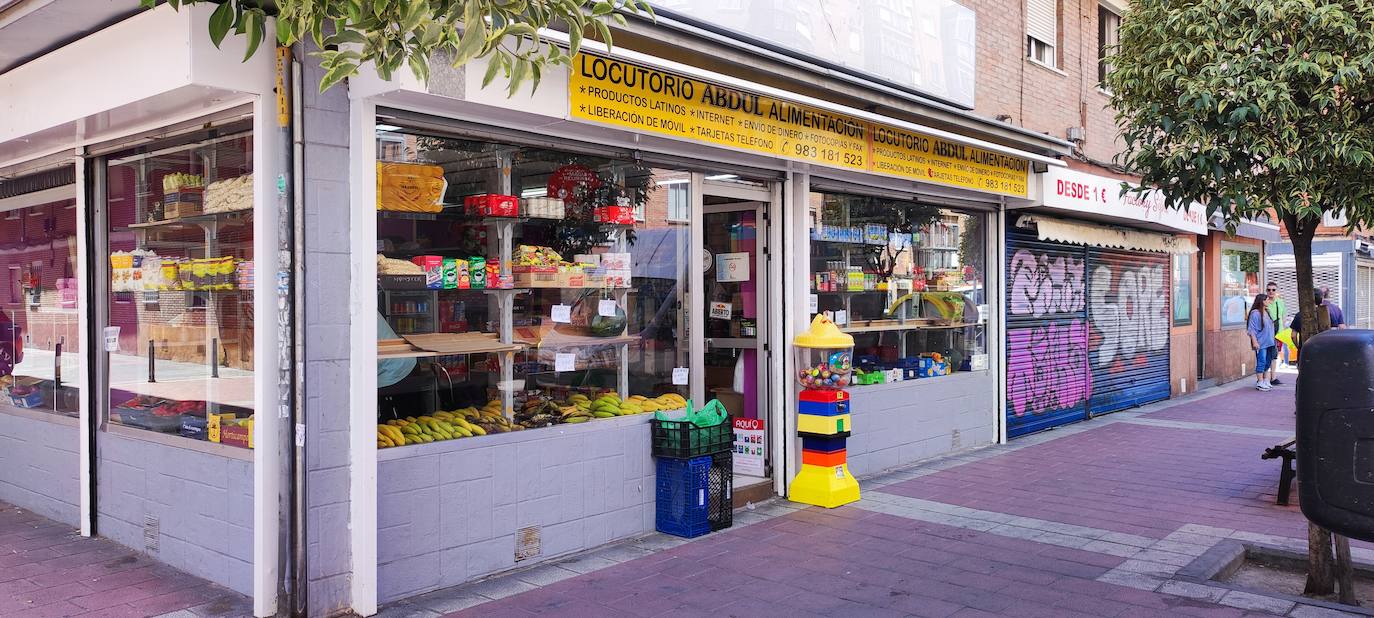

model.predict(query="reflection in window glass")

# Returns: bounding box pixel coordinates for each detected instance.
[104,132,256,445]
[1220,248,1259,327]
[1172,253,1192,326]
[809,192,988,383]
[373,128,690,446]
[0,167,81,417]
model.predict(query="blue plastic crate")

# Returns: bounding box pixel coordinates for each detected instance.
[655,453,732,538]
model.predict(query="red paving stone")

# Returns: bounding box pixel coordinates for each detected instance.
[1148,378,1297,431]
[0,504,250,618]
[441,384,1332,617]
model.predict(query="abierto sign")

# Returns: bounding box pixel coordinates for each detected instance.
[1042,167,1207,234]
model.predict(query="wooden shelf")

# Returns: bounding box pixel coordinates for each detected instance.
[842,321,983,333]
[125,210,251,230]
[377,334,524,359]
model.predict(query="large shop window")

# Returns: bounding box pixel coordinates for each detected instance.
[809,192,988,385]
[1220,247,1260,328]
[374,126,690,447]
[0,167,80,417]
[104,130,256,446]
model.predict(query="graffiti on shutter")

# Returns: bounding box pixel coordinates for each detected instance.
[1005,230,1090,437]
[1086,249,1171,416]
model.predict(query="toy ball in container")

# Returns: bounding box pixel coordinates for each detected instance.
[793,315,855,390]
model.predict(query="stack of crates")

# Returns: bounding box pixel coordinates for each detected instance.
[650,414,733,538]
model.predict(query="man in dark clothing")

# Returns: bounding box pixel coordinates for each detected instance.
[1290,291,1334,351]
[1320,287,1346,328]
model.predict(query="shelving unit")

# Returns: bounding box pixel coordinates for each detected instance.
[810,196,987,376]
[375,150,638,424]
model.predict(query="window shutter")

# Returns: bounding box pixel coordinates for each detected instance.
[1027,0,1057,46]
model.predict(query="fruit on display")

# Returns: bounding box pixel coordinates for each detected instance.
[588,306,627,337]
[377,393,689,447]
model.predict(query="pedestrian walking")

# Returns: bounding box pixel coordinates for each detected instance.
[1248,293,1276,391]
[1266,282,1286,382]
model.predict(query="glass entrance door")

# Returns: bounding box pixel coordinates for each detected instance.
[700,199,769,483]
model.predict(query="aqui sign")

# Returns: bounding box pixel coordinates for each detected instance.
[569,54,1030,198]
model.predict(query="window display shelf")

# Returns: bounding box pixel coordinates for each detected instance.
[125,210,251,231]
[842,321,982,334]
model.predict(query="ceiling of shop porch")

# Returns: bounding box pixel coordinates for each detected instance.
[0,0,142,75]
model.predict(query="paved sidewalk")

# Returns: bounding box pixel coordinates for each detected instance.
[0,504,251,617]
[382,377,1373,618]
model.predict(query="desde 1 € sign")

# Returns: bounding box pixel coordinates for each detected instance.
[569,54,1029,198]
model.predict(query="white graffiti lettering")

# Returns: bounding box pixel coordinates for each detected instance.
[1089,264,1167,367]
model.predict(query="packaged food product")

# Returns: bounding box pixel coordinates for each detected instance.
[455,259,471,289]
[485,259,502,289]
[469,257,487,289]
[593,205,635,225]
[442,258,459,290]
[377,162,447,213]
[410,256,444,289]
[464,194,519,217]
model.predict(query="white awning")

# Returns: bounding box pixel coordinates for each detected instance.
[1018,214,1198,254]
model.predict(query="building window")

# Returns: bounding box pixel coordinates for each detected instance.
[666,182,690,223]
[808,192,989,380]
[1098,5,1121,84]
[1172,253,1192,326]
[1220,248,1260,328]
[1026,0,1058,67]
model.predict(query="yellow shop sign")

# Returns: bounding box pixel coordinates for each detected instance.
[569,54,1029,198]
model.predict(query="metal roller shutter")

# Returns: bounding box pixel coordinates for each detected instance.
[1086,248,1172,416]
[1006,228,1090,437]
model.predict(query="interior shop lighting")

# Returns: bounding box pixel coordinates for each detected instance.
[655,178,691,186]
[704,174,738,180]
[520,187,548,198]
[375,124,402,132]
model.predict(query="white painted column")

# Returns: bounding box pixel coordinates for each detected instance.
[74,148,92,537]
[348,99,380,617]
[252,92,284,617]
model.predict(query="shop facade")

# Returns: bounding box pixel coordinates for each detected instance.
[0,6,286,616]
[336,33,1067,611]
[0,4,1074,616]
[1004,164,1207,437]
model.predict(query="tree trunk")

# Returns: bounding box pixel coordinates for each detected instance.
[1284,214,1341,596]
[1335,534,1358,605]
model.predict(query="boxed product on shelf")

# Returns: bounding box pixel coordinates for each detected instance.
[164,191,203,218]
[464,193,519,217]
[864,224,888,245]
[514,272,559,288]
[599,252,631,270]
[410,256,444,289]
[593,205,635,224]
[455,259,471,288]
[377,162,446,213]
[604,269,632,288]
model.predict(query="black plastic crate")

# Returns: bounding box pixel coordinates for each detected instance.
[651,415,732,458]
[707,451,733,531]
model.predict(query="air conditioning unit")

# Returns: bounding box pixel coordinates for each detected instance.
[1066,126,1086,143]
[1357,240,1371,255]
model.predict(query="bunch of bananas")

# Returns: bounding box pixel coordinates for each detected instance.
[376,413,487,448]
[445,401,519,435]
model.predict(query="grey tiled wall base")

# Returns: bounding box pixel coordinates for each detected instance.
[0,412,79,526]
[377,415,656,603]
[97,432,254,595]
[845,372,997,478]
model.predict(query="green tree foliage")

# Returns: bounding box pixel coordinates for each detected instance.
[140,0,652,93]
[1106,0,1374,597]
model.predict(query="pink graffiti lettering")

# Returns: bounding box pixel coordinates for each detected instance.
[1009,249,1086,317]
[1007,319,1090,416]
